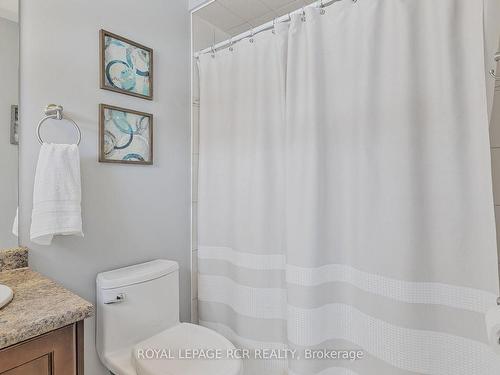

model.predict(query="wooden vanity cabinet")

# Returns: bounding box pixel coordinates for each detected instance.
[0,321,84,375]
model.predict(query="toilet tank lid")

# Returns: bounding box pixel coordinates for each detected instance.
[97,259,179,289]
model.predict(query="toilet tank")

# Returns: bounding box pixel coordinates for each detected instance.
[96,259,180,364]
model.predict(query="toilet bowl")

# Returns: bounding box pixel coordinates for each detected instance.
[96,260,241,375]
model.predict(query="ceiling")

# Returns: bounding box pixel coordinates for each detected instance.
[0,0,18,22]
[193,0,315,50]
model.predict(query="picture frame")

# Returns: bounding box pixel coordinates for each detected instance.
[99,29,153,100]
[99,104,153,165]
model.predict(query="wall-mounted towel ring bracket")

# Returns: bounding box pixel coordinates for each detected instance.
[490,52,500,81]
[36,104,82,145]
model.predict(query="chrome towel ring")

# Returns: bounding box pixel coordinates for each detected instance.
[36,104,82,145]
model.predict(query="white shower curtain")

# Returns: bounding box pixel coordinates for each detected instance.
[198,1,500,374]
[198,22,289,374]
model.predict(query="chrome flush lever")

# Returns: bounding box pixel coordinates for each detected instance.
[104,293,126,304]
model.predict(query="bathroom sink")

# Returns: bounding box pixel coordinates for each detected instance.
[0,285,13,309]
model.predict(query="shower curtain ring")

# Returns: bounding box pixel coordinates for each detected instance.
[229,38,234,52]
[249,29,255,43]
[301,7,306,22]
[210,45,216,58]
[272,18,277,34]
[491,53,500,81]
[318,0,326,14]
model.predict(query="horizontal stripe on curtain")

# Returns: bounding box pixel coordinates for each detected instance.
[197,1,500,374]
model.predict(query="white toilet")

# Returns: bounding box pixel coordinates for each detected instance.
[96,259,242,375]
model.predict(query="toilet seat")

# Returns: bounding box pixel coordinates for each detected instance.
[133,323,241,375]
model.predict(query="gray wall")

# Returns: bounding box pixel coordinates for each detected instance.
[0,17,18,248]
[19,1,191,374]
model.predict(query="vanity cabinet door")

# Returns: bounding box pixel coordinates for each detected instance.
[2,355,50,375]
[0,322,84,375]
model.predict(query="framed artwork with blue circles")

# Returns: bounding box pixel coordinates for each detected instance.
[100,30,153,100]
[99,104,153,165]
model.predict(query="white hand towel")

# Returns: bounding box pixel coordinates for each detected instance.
[30,143,83,245]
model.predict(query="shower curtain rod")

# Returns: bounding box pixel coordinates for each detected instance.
[195,0,355,58]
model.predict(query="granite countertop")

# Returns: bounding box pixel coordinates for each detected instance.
[0,247,28,271]
[0,267,94,349]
